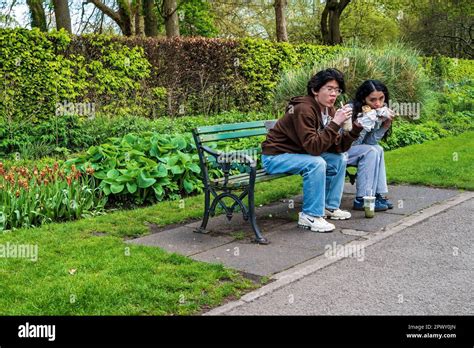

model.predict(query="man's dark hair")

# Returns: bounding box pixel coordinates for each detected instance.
[307,68,345,96]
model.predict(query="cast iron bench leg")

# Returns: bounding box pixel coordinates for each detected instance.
[248,184,269,245]
[195,188,211,234]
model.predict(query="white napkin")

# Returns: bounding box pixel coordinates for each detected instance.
[357,109,377,132]
[375,106,390,121]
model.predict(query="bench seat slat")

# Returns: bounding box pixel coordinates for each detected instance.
[212,171,290,188]
[212,169,266,183]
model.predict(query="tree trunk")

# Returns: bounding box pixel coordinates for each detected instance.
[320,0,351,45]
[135,12,145,36]
[26,0,47,32]
[164,0,179,38]
[133,0,145,36]
[52,0,72,33]
[143,0,158,36]
[117,0,133,36]
[328,7,342,44]
[274,0,288,42]
[320,2,329,43]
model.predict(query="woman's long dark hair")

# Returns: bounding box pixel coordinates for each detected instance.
[351,79,391,140]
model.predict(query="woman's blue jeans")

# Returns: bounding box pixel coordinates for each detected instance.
[262,152,347,217]
[347,144,388,197]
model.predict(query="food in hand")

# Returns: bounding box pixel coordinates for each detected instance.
[362,105,372,113]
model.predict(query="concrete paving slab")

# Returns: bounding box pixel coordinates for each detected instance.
[240,222,358,251]
[332,209,405,232]
[189,222,359,276]
[126,226,234,256]
[343,183,459,216]
[190,241,321,277]
[185,200,302,234]
[382,185,459,215]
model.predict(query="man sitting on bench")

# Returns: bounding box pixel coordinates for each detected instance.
[261,68,364,232]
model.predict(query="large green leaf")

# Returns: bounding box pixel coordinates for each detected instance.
[119,168,139,177]
[102,178,118,185]
[115,175,133,183]
[150,143,160,158]
[188,163,201,174]
[154,163,168,178]
[107,169,120,179]
[166,155,179,166]
[153,184,164,199]
[128,149,146,156]
[94,170,108,180]
[171,136,187,150]
[102,184,111,195]
[179,152,191,164]
[110,183,125,194]
[126,182,137,194]
[123,134,138,145]
[183,179,194,193]
[170,165,185,175]
[137,170,156,188]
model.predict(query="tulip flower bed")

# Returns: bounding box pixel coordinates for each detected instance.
[0,162,107,231]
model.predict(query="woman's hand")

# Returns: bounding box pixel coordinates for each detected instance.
[382,108,395,128]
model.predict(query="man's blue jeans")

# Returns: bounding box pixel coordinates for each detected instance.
[261,152,347,217]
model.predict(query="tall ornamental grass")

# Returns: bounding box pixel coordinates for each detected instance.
[272,42,430,113]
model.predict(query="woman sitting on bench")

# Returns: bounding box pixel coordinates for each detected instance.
[347,80,395,211]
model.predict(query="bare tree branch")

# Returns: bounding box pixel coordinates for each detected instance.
[85,0,121,25]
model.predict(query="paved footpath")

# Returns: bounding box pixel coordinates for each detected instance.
[207,196,474,315]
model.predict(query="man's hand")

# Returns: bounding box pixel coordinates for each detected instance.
[333,106,352,126]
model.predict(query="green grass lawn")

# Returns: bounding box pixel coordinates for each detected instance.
[1,131,471,315]
[0,175,303,315]
[385,131,474,190]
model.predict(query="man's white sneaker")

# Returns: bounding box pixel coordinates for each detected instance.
[325,208,351,220]
[298,212,335,232]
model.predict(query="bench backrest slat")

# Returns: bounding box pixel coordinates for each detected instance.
[195,120,268,134]
[198,128,268,142]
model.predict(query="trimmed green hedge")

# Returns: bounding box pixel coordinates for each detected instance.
[0,28,341,122]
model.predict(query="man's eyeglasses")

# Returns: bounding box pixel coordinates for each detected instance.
[321,86,343,95]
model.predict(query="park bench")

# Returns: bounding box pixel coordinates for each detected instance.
[192,120,357,245]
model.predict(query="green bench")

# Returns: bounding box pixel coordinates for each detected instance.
[192,120,357,245]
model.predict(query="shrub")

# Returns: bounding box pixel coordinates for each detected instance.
[65,132,205,205]
[438,111,474,135]
[381,120,449,150]
[420,56,474,86]
[419,79,474,133]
